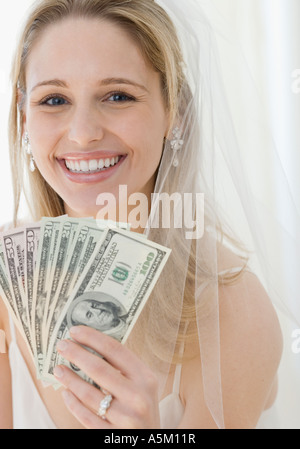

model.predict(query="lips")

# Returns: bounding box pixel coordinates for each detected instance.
[57,152,127,184]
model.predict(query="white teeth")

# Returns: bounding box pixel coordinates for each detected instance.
[65,156,121,173]
[89,159,98,171]
[80,160,89,171]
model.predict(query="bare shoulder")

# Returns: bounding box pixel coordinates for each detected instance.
[219,267,283,423]
[216,242,283,355]
[217,244,283,423]
[179,244,283,429]
[216,244,283,364]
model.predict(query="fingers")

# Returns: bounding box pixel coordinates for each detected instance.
[53,326,160,428]
[69,325,154,383]
[55,337,129,399]
[54,365,121,428]
[61,389,110,429]
[54,363,156,429]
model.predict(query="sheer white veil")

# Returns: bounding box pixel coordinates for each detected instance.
[126,0,300,429]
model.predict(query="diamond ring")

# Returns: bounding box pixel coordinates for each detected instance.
[97,394,113,420]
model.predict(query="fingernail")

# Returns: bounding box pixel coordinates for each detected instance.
[70,326,81,335]
[57,340,68,352]
[53,365,64,378]
[62,390,73,406]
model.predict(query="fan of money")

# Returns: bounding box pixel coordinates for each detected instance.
[0,217,171,388]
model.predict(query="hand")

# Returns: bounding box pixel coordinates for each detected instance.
[53,325,161,429]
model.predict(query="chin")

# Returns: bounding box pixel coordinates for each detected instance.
[68,205,99,218]
[59,187,99,216]
[62,198,97,218]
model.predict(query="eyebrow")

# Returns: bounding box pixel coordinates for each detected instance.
[30,79,66,93]
[30,77,149,93]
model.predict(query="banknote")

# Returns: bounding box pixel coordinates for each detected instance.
[0,241,5,266]
[44,218,132,337]
[44,219,131,347]
[44,220,106,351]
[44,226,171,385]
[0,217,170,389]
[0,238,23,333]
[24,224,40,331]
[0,228,34,354]
[43,218,80,328]
[1,228,25,296]
[0,255,18,324]
[0,255,35,360]
[31,217,64,375]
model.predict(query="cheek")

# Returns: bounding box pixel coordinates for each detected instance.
[27,122,62,193]
[124,117,165,166]
[27,114,59,159]
[27,119,63,184]
[141,129,165,172]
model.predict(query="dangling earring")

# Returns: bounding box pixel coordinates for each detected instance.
[170,127,184,167]
[24,132,35,172]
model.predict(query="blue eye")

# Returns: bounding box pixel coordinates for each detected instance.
[107,93,135,102]
[41,96,68,106]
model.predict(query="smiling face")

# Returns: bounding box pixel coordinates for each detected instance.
[23,18,169,219]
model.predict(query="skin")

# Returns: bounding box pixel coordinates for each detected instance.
[0,18,283,429]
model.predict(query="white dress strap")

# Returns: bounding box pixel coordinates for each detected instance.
[0,329,6,353]
[9,314,17,342]
[159,337,186,429]
[172,321,187,395]
[172,363,182,395]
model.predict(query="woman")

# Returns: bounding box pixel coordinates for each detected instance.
[0,0,284,429]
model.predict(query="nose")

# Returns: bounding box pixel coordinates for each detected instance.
[68,103,104,146]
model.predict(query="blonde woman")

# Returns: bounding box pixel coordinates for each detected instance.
[0,0,284,429]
